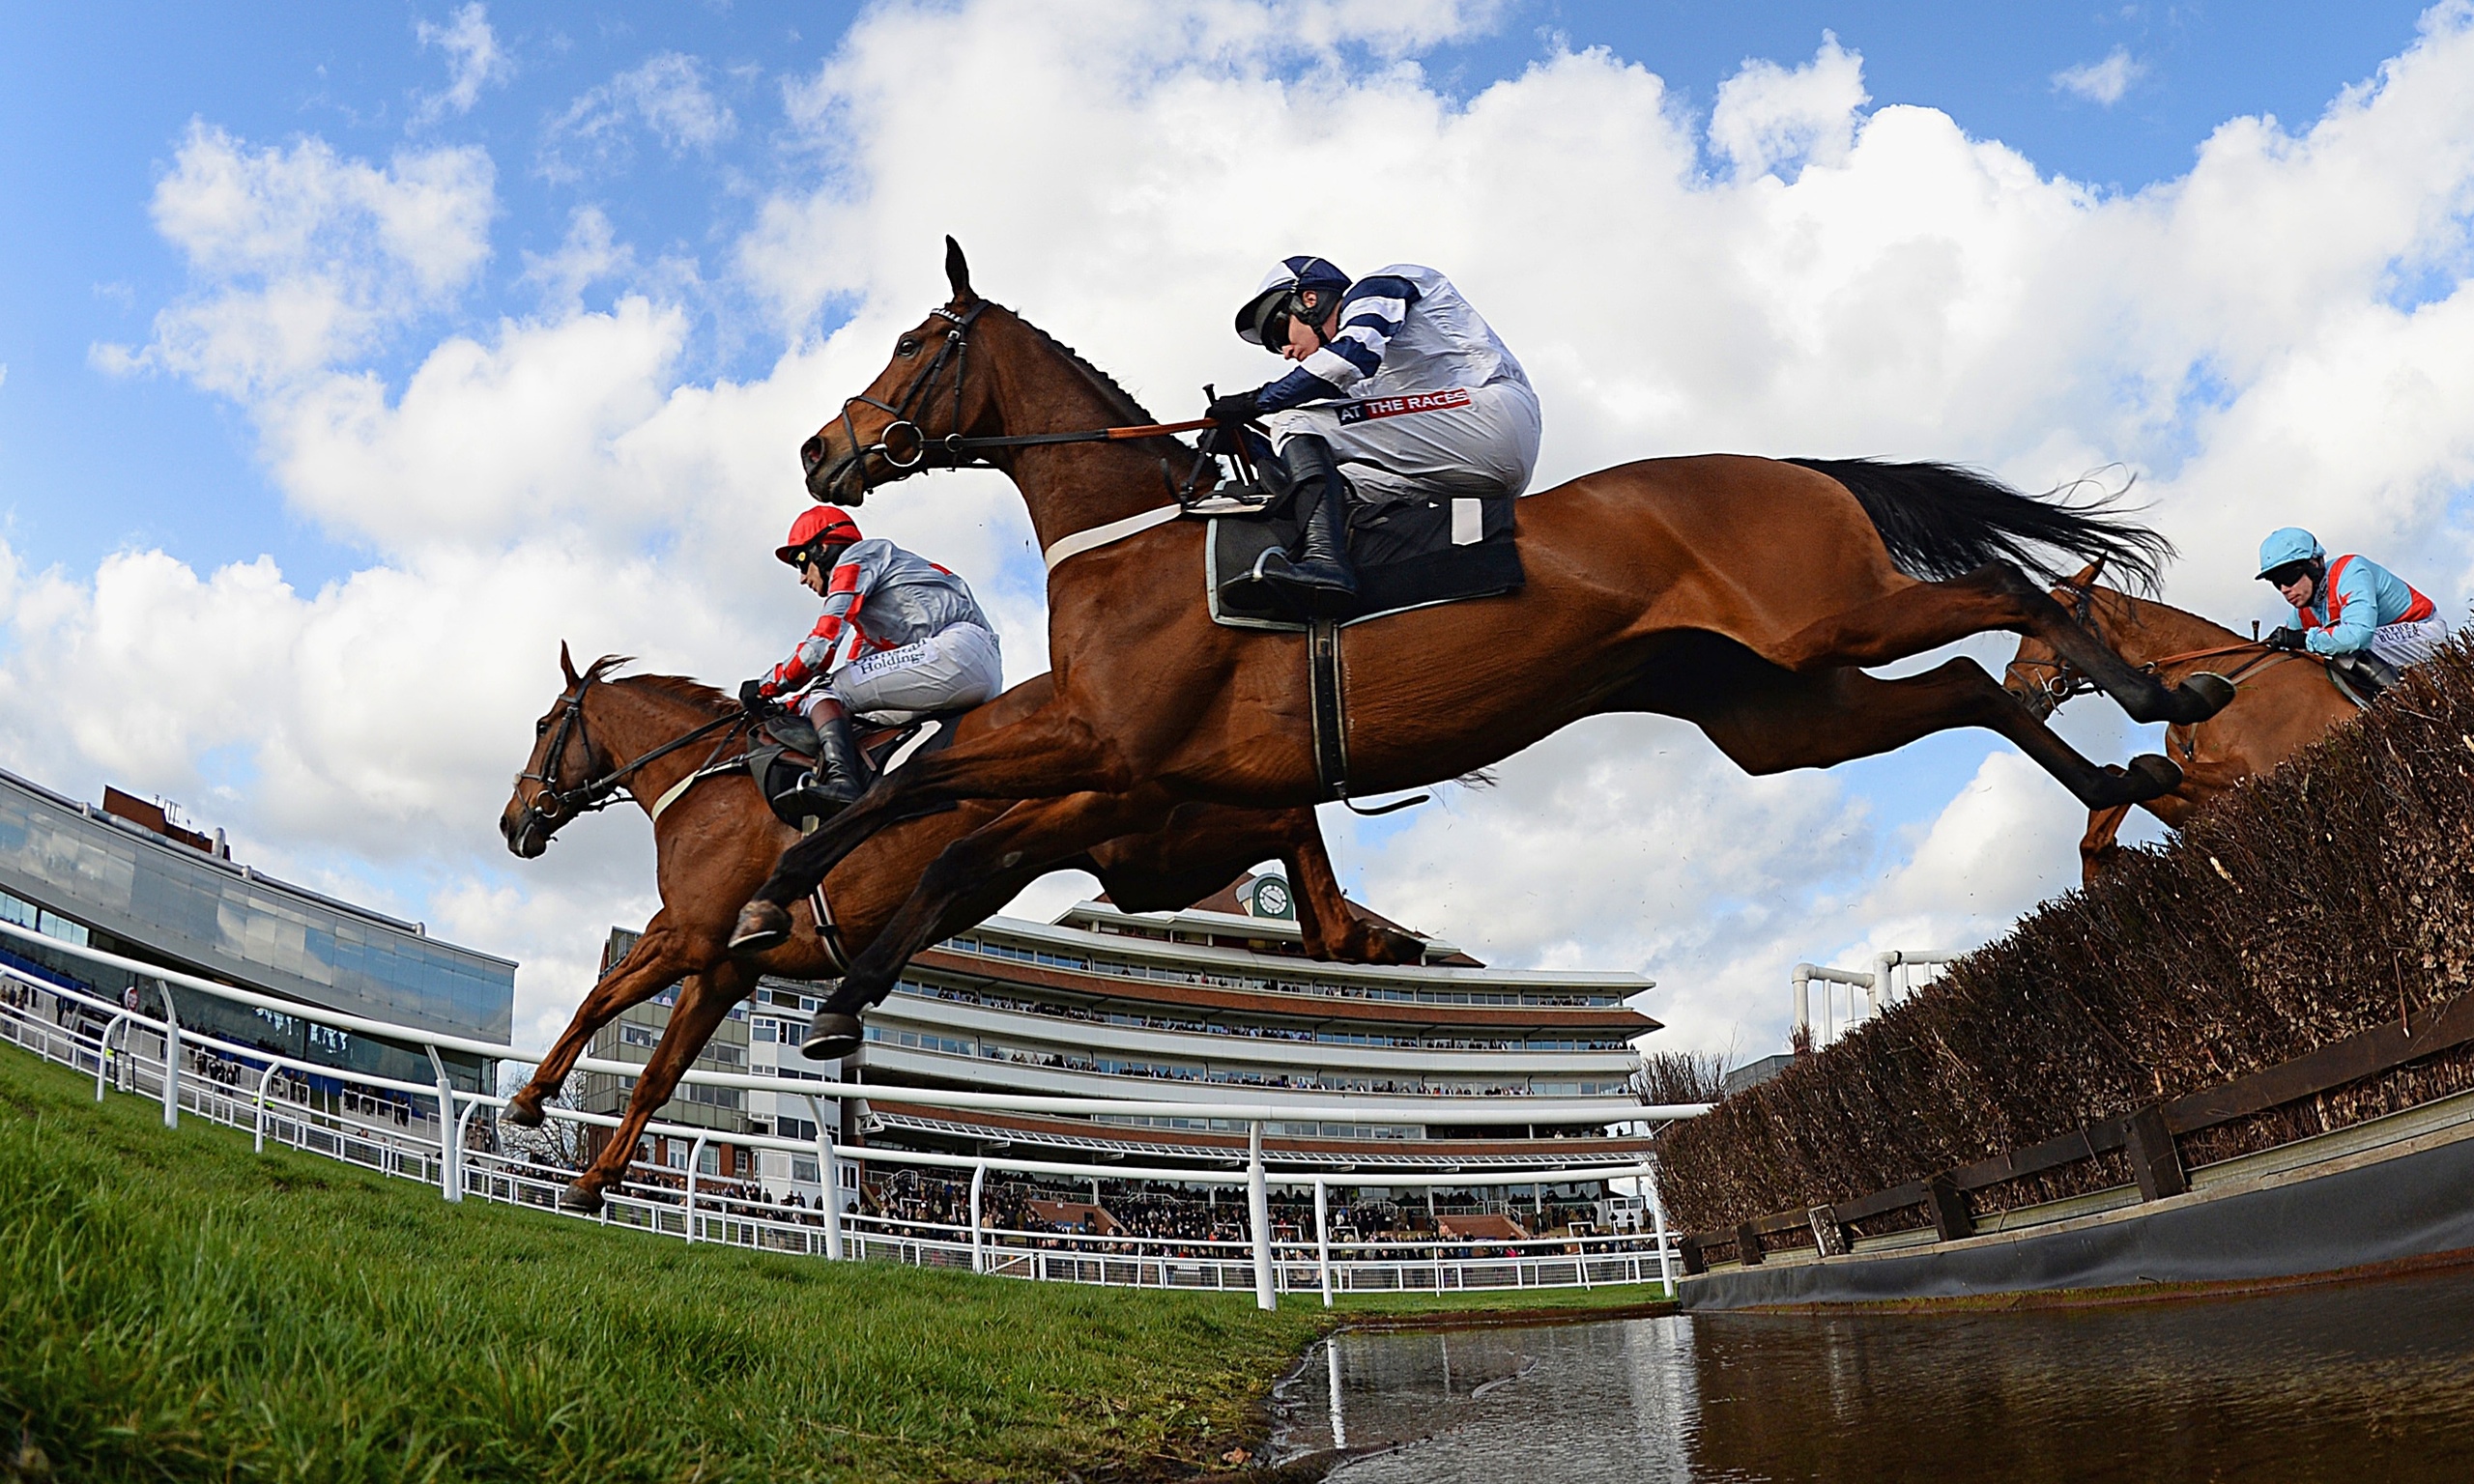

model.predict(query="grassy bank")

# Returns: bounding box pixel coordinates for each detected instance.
[1659,635,2474,1239]
[0,1048,1332,1482]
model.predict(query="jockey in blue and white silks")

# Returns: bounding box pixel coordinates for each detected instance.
[1207,256,1542,616]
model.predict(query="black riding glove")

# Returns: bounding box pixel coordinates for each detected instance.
[2264,625,2307,653]
[738,678,770,710]
[1206,387,1262,427]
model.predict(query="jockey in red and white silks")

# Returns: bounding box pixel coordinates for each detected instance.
[757,505,1002,727]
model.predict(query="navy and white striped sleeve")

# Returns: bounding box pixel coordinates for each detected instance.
[1306,274,1418,390]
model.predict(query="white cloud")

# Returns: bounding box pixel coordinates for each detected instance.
[33,1,2474,1056]
[94,123,494,395]
[2052,45,2146,107]
[540,53,735,182]
[1710,33,1869,178]
[415,3,513,125]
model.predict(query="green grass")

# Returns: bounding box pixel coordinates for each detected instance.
[0,1049,1333,1482]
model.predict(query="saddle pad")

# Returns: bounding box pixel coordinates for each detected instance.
[1206,494,1523,631]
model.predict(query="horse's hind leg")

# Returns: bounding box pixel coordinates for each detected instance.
[560,958,754,1213]
[1086,803,1424,965]
[506,910,694,1127]
[1675,656,2183,810]
[1770,564,2232,727]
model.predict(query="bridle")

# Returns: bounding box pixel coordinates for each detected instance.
[2002,577,2300,723]
[801,299,1222,511]
[511,671,747,845]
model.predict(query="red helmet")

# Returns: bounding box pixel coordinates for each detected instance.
[775,505,862,565]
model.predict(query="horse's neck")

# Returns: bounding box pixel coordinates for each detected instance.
[2093,590,2240,664]
[591,684,734,813]
[985,315,1182,550]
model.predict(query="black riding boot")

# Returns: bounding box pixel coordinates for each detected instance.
[774,704,869,820]
[2331,650,2402,700]
[1221,435,1359,618]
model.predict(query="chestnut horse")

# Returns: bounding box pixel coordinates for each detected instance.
[734,241,2235,1055]
[499,647,1422,1212]
[2002,566,2360,882]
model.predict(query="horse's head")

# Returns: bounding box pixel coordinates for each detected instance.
[501,643,620,859]
[2000,559,2108,720]
[799,236,1003,504]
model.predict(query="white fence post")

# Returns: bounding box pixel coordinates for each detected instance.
[807,1094,844,1261]
[96,1011,127,1102]
[424,1045,462,1203]
[1248,1119,1275,1311]
[685,1133,707,1241]
[1314,1176,1334,1309]
[158,985,179,1128]
[1646,1165,1674,1294]
[253,1058,279,1153]
[970,1159,987,1274]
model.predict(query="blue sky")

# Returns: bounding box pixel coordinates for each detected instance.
[3,1,2469,1051]
[0,2,2435,592]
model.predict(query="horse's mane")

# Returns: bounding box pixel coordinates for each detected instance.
[585,656,735,716]
[1009,309,1161,429]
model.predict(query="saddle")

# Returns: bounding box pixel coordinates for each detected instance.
[1207,490,1523,631]
[748,710,962,828]
[2323,652,2402,709]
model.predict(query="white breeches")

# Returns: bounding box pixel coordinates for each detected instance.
[2369,615,2450,669]
[799,622,1003,726]
[1263,380,1542,501]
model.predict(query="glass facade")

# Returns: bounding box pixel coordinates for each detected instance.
[0,769,513,1043]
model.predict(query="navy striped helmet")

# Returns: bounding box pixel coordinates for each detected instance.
[1235,256,1352,345]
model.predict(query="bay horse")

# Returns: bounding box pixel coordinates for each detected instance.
[732,240,2236,1056]
[499,645,1424,1212]
[2002,564,2361,881]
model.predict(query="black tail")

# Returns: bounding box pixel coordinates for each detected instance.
[1787,457,2172,592]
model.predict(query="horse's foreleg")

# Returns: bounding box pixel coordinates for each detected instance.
[1686,657,2184,810]
[806,793,1169,1048]
[1773,565,2232,727]
[1278,813,1424,965]
[2079,804,2136,884]
[560,960,753,1213]
[507,910,692,1127]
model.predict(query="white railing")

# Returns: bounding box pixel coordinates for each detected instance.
[1793,949,1957,1043]
[0,919,1697,1308]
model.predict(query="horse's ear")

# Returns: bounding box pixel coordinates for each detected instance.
[944,236,975,303]
[560,642,580,687]
[2068,558,2105,586]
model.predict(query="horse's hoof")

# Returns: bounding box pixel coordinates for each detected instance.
[801,1013,864,1061]
[729,900,792,956]
[2126,753,2184,797]
[503,1095,546,1128]
[558,1179,607,1214]
[2178,671,2236,718]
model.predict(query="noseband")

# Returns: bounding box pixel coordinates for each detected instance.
[809,301,991,500]
[513,673,746,845]
[2002,580,2103,717]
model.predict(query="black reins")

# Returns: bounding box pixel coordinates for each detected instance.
[805,300,1221,502]
[515,671,747,839]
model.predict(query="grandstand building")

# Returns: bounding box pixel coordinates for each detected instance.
[0,767,513,1093]
[587,873,1660,1193]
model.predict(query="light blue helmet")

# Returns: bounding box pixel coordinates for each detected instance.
[2257,528,2324,580]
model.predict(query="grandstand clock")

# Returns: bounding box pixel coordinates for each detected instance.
[1250,875,1294,919]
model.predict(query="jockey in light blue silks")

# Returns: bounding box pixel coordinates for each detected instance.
[2257,527,2449,693]
[1205,256,1541,617]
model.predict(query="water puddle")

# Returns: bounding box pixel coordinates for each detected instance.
[1277,1265,2474,1480]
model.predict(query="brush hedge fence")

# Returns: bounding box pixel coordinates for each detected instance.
[1658,635,2474,1240]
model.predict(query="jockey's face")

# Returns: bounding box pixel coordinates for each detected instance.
[2273,566,2317,609]
[797,543,849,596]
[1280,289,1338,361]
